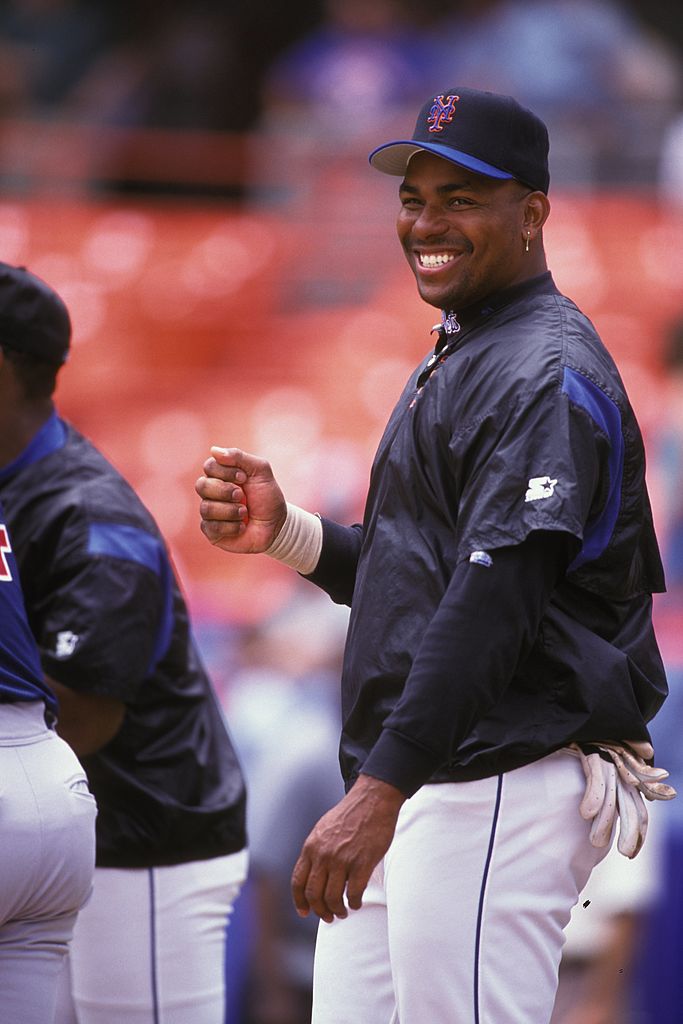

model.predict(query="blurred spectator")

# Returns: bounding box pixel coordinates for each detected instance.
[623,312,683,1022]
[64,3,248,133]
[56,1,262,195]
[224,587,348,1024]
[260,0,433,139]
[550,809,664,1024]
[629,0,683,58]
[251,0,435,205]
[245,686,343,1024]
[658,112,683,207]
[652,317,683,601]
[632,663,683,1022]
[0,0,113,118]
[0,0,323,196]
[0,0,323,133]
[425,0,681,186]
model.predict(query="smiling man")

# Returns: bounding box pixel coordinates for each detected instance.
[196,88,672,1023]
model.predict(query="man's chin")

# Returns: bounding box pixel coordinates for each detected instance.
[415,281,456,312]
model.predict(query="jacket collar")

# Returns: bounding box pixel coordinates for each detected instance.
[0,412,67,482]
[434,272,556,352]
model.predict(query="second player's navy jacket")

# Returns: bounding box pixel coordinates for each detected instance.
[309,273,667,793]
[0,418,246,867]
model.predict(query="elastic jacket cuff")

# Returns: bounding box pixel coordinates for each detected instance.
[361,728,442,798]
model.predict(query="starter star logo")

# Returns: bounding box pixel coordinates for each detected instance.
[55,630,80,658]
[525,476,558,502]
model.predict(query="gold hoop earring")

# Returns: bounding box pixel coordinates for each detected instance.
[525,231,530,253]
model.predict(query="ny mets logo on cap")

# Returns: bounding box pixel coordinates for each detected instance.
[427,95,459,133]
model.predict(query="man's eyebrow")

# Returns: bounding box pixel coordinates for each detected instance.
[398,181,477,195]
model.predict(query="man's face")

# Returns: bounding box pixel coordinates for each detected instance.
[396,151,536,312]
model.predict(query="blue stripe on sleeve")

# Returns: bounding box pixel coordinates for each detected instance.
[87,522,174,672]
[562,367,624,569]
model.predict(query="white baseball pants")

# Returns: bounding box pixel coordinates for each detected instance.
[312,750,609,1024]
[0,701,97,1024]
[56,849,248,1024]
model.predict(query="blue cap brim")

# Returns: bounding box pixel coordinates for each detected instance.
[369,140,514,180]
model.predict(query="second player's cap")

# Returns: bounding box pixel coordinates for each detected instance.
[369,87,550,194]
[0,262,71,365]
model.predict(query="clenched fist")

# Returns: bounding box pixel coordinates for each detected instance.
[195,447,287,555]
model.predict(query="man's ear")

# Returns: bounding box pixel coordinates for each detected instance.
[523,192,551,243]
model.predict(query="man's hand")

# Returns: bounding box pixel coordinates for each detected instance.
[195,447,287,554]
[291,774,406,924]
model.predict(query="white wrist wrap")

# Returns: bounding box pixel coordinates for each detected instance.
[265,503,323,575]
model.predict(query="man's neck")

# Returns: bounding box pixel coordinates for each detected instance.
[0,403,54,468]
[441,271,554,331]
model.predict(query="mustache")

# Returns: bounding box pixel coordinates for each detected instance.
[403,235,474,254]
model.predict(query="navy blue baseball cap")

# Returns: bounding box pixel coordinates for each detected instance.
[0,262,71,365]
[369,87,550,194]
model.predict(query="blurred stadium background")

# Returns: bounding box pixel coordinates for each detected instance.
[4,2,683,1022]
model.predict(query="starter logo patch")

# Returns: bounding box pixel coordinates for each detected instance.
[55,630,80,658]
[525,475,558,502]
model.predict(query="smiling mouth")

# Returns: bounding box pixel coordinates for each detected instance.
[418,252,457,268]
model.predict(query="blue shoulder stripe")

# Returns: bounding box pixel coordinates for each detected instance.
[562,367,624,569]
[87,522,174,672]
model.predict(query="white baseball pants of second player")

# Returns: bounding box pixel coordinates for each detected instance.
[0,701,97,1024]
[56,848,248,1024]
[312,749,610,1024]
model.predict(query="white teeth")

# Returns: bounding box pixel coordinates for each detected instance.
[419,253,456,267]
